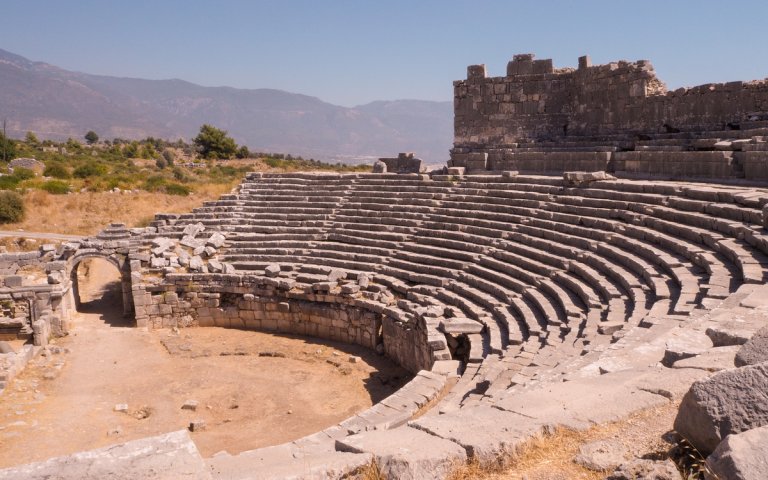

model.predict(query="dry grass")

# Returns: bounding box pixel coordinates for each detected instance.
[0,236,43,252]
[447,401,680,480]
[4,183,236,236]
[354,460,385,480]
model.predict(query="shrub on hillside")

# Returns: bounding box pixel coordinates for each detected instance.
[164,183,191,196]
[0,176,20,190]
[142,175,167,192]
[73,162,108,178]
[40,180,70,195]
[11,167,35,181]
[43,163,71,179]
[0,191,24,223]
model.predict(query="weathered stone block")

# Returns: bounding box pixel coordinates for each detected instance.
[674,362,768,454]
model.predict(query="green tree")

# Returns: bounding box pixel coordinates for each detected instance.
[235,145,250,159]
[0,191,24,223]
[66,137,83,152]
[193,124,237,159]
[84,130,99,145]
[162,149,175,166]
[25,131,39,147]
[0,131,16,162]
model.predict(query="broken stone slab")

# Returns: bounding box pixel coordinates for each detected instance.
[180,235,204,249]
[203,246,217,257]
[357,272,371,288]
[735,326,768,367]
[181,400,198,411]
[205,442,371,480]
[672,345,740,372]
[706,324,754,346]
[149,256,167,268]
[598,321,624,335]
[662,329,712,367]
[372,160,387,173]
[739,287,768,309]
[430,360,462,377]
[573,439,627,471]
[341,283,360,294]
[182,222,205,238]
[409,405,539,465]
[674,362,768,455]
[188,256,204,271]
[335,427,467,480]
[208,260,223,273]
[312,281,335,292]
[563,170,616,186]
[0,430,209,480]
[189,419,206,432]
[264,264,281,277]
[439,317,484,334]
[222,263,236,274]
[327,268,346,282]
[495,369,672,430]
[150,237,174,256]
[177,250,190,267]
[706,424,768,480]
[3,276,22,287]
[206,232,226,248]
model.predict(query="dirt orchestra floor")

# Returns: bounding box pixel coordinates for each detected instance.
[0,259,410,468]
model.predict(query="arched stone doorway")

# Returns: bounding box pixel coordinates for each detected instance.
[68,253,134,323]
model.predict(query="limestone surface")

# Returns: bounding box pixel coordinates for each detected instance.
[735,326,768,367]
[674,362,768,454]
[0,430,209,480]
[706,424,768,480]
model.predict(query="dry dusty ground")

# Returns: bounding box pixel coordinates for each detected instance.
[0,259,410,468]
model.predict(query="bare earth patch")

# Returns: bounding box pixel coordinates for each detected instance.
[0,259,409,469]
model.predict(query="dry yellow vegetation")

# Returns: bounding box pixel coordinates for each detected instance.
[447,402,679,480]
[5,183,237,236]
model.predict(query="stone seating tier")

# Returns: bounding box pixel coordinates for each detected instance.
[120,173,768,479]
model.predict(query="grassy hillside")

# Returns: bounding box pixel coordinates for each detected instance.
[0,136,370,236]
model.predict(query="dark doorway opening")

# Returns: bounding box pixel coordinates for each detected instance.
[72,258,131,327]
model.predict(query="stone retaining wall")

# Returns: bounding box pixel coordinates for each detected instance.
[133,274,434,373]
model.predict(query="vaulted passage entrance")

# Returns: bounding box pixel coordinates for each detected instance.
[70,257,131,327]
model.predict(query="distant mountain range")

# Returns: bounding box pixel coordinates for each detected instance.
[0,48,453,164]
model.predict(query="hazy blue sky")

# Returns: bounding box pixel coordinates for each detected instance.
[2,0,767,106]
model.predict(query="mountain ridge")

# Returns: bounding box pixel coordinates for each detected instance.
[0,48,452,163]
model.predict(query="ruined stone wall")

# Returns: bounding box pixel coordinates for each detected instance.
[454,53,768,152]
[0,249,74,345]
[133,273,435,373]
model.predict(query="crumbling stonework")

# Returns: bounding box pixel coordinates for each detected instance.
[451,54,768,179]
[378,153,424,174]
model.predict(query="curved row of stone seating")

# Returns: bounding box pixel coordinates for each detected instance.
[148,172,768,399]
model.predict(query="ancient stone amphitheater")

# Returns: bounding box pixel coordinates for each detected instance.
[2,55,768,479]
